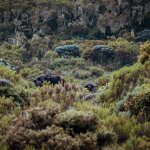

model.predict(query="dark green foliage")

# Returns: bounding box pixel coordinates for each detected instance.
[82,38,139,69]
[0,22,16,41]
[0,84,28,105]
[0,59,10,68]
[97,131,115,147]
[83,45,114,65]
[123,136,150,150]
[104,114,135,144]
[0,66,29,105]
[0,0,34,11]
[115,99,127,113]
[54,45,80,57]
[109,38,139,68]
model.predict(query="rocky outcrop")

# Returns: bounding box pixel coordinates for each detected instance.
[0,0,149,41]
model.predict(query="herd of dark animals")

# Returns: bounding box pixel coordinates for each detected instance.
[34,74,96,92]
[0,59,96,92]
[0,58,96,92]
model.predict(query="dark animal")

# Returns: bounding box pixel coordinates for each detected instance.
[34,75,47,87]
[34,79,42,87]
[37,75,47,82]
[46,75,65,86]
[34,74,65,87]
[84,83,95,92]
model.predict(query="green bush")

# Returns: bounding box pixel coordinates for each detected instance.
[0,65,20,84]
[123,136,150,150]
[109,38,139,68]
[97,130,115,147]
[98,61,150,102]
[89,66,104,77]
[52,57,85,69]
[139,41,150,64]
[83,45,114,65]
[133,122,150,138]
[125,85,150,122]
[0,97,16,115]
[0,66,30,105]
[97,76,109,86]
[4,104,111,150]
[44,50,58,60]
[18,106,60,130]
[0,44,23,67]
[54,109,98,134]
[5,105,61,150]
[104,114,136,143]
[82,38,138,68]
[5,125,70,150]
[73,70,91,79]
[54,45,80,57]
[20,67,42,79]
[74,132,98,150]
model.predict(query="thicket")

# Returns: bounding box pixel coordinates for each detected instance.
[97,42,150,123]
[0,39,149,149]
[98,41,149,102]
[54,45,80,57]
[82,38,139,69]
[139,41,150,64]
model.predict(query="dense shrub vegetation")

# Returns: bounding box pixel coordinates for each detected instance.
[139,41,150,64]
[0,0,150,149]
[0,38,150,149]
[82,38,139,69]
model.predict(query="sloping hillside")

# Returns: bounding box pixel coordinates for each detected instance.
[0,0,150,150]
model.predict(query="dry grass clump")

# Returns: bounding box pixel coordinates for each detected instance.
[30,83,88,108]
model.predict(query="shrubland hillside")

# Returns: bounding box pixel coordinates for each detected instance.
[0,0,150,150]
